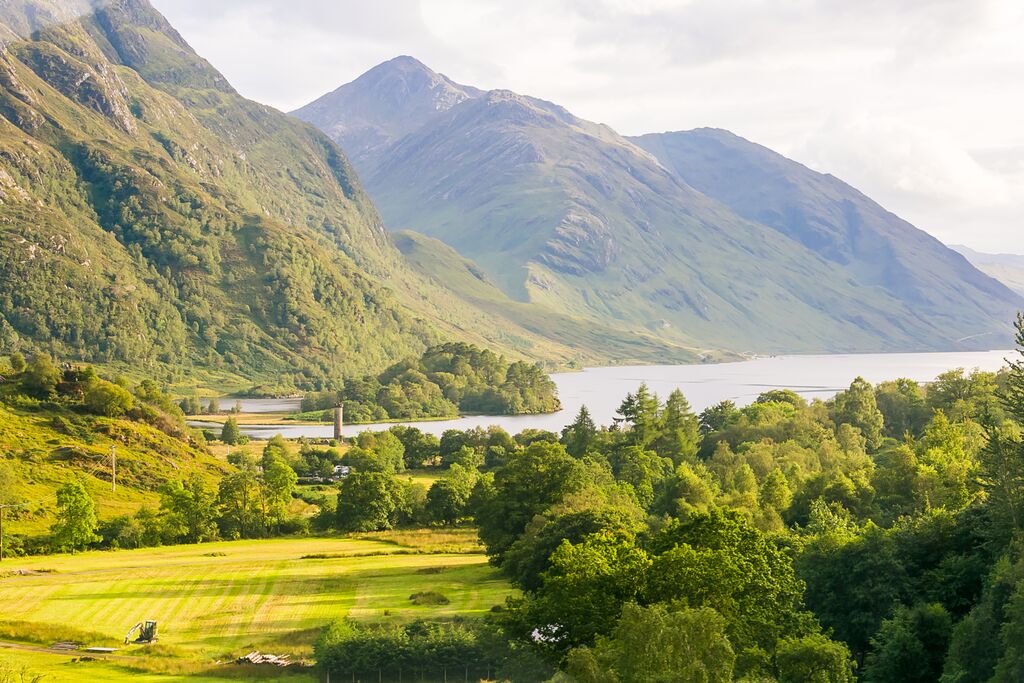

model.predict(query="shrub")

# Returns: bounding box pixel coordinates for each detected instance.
[85,380,134,417]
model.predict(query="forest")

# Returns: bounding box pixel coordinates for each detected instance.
[298,342,561,422]
[313,317,1024,682]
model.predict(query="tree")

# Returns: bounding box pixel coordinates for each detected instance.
[863,603,951,683]
[335,472,401,532]
[206,397,220,414]
[831,377,885,450]
[616,383,661,448]
[356,431,406,472]
[84,380,134,417]
[9,351,25,373]
[776,633,856,683]
[426,464,477,525]
[51,481,99,552]
[564,603,735,683]
[875,378,928,439]
[521,531,650,656]
[646,509,809,652]
[653,389,700,464]
[797,524,909,663]
[220,417,242,445]
[474,441,584,563]
[992,582,1024,683]
[562,406,598,458]
[217,464,261,538]
[160,475,218,543]
[262,457,298,529]
[22,352,60,398]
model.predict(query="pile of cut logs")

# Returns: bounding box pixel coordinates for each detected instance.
[236,651,293,667]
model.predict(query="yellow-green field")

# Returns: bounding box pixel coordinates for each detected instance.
[0,531,511,681]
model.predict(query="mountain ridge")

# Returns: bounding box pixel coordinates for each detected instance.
[293,57,1021,354]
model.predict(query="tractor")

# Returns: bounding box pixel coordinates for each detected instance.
[124,620,158,645]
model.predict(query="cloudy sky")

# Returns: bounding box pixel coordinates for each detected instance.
[150,0,1024,253]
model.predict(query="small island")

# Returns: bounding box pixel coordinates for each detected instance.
[293,342,560,424]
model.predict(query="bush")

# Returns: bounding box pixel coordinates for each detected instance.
[410,591,450,605]
[85,380,134,417]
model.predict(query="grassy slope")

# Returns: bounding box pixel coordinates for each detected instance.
[0,533,512,680]
[0,387,227,537]
[393,230,734,364]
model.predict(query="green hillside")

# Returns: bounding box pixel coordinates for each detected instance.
[630,128,1022,345]
[296,57,1021,354]
[0,380,226,539]
[0,1,602,392]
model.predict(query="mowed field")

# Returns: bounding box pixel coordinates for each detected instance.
[0,531,512,682]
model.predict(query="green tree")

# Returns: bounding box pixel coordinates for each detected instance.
[356,431,406,472]
[875,378,928,439]
[51,481,100,552]
[261,457,298,529]
[646,509,809,652]
[159,475,218,543]
[475,441,584,563]
[84,380,135,417]
[220,417,242,445]
[9,351,25,373]
[863,603,951,683]
[426,464,477,525]
[521,531,650,656]
[616,383,661,448]
[562,405,598,458]
[564,603,735,683]
[776,633,856,683]
[831,377,885,450]
[797,524,908,662]
[217,463,261,538]
[23,352,61,398]
[335,472,400,532]
[992,581,1024,683]
[653,389,700,464]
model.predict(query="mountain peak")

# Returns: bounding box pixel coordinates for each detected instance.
[292,56,481,163]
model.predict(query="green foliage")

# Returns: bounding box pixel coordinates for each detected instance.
[159,474,218,543]
[22,352,60,398]
[563,603,735,683]
[50,480,100,552]
[863,603,951,683]
[475,441,585,563]
[220,417,242,445]
[336,342,561,422]
[84,379,134,417]
[775,633,856,683]
[9,352,25,373]
[335,472,402,532]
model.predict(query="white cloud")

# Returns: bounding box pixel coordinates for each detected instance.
[149,0,1024,253]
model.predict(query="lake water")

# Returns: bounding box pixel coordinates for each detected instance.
[207,350,1013,440]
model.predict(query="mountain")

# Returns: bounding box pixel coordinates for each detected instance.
[0,1,629,391]
[294,58,1021,354]
[292,55,483,167]
[951,245,1024,297]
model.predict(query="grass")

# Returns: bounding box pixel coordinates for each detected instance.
[0,534,512,680]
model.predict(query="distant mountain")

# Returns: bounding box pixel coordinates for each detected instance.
[952,245,1024,297]
[0,1,609,389]
[294,58,1021,353]
[631,128,1017,327]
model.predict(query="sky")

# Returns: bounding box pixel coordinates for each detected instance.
[149,0,1024,253]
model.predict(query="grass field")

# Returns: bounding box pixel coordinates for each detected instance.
[0,531,511,681]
